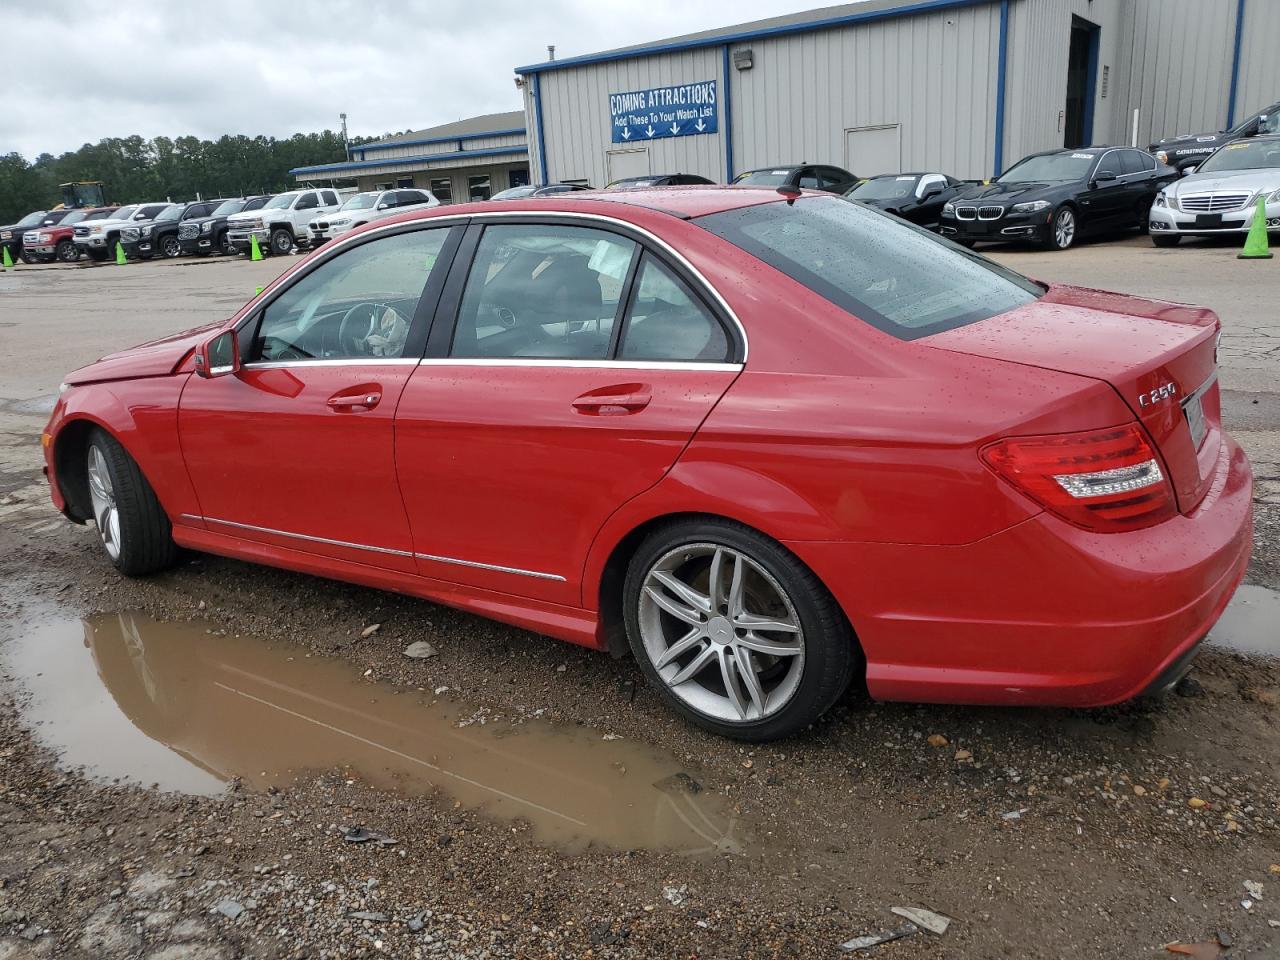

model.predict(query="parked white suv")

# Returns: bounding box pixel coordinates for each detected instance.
[226,189,343,255]
[308,189,440,246]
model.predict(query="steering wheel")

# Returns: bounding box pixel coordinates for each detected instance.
[337,301,386,357]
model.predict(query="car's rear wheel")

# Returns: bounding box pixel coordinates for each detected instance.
[1044,206,1077,250]
[161,235,181,258]
[55,240,79,262]
[1152,234,1181,248]
[623,519,857,741]
[85,428,177,576]
[270,228,293,255]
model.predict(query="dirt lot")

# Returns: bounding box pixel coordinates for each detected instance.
[1,235,1279,960]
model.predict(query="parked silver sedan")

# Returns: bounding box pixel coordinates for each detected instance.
[1149,134,1280,246]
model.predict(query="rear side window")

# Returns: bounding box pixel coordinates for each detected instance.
[696,196,1042,340]
[1117,151,1145,175]
[619,256,728,362]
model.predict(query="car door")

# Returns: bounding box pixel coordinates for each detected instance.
[1079,150,1129,232]
[393,218,743,606]
[178,223,461,573]
[1119,150,1159,226]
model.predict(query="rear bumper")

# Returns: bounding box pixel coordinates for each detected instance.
[787,434,1253,707]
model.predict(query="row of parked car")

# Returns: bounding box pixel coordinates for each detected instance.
[0,186,445,265]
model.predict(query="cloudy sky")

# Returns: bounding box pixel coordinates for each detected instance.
[2,0,827,158]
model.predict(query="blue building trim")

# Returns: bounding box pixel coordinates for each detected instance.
[993,0,1009,175]
[1226,0,1247,128]
[290,145,529,177]
[532,72,549,186]
[362,128,526,155]
[515,0,996,75]
[722,44,735,182]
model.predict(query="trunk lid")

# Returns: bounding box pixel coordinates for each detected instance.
[926,284,1222,514]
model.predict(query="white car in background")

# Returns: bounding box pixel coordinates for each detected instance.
[308,188,439,246]
[1149,134,1280,246]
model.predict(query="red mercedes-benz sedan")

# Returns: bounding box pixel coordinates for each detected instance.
[42,187,1253,740]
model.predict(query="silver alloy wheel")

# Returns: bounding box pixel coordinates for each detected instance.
[638,543,805,724]
[162,236,181,257]
[86,445,121,561]
[1055,208,1076,248]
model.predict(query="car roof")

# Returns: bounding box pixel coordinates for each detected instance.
[399,185,791,223]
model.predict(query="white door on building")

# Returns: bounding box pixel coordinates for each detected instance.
[606,148,650,185]
[845,125,902,177]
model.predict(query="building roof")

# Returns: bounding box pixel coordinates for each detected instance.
[371,110,526,148]
[515,0,993,74]
[291,144,528,178]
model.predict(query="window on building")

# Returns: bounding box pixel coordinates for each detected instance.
[430,178,453,204]
[374,182,393,191]
[509,169,531,189]
[468,175,492,202]
[396,177,414,188]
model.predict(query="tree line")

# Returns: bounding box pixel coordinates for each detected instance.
[0,128,403,223]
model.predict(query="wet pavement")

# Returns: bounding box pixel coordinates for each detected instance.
[3,606,742,855]
[1206,583,1280,658]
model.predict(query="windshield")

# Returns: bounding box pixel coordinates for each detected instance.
[733,169,795,186]
[998,153,1095,183]
[109,205,138,220]
[847,177,917,201]
[243,196,270,211]
[1198,139,1280,173]
[152,205,181,222]
[695,196,1041,341]
[264,194,297,210]
[341,193,379,211]
[211,199,245,216]
[15,210,46,228]
[135,205,167,219]
[85,209,114,221]
[60,210,88,225]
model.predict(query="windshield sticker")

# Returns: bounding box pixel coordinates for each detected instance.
[770,170,789,175]
[1196,136,1217,142]
[1226,142,1250,149]
[1071,153,1092,159]
[896,176,916,181]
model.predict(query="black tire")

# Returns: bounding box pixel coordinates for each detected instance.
[160,235,181,258]
[1042,205,1077,250]
[217,231,234,255]
[85,428,177,576]
[622,518,858,741]
[86,248,108,262]
[55,239,79,263]
[270,228,293,255]
[19,248,35,264]
[1152,234,1181,248]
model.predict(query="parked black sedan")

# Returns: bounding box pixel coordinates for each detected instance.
[845,173,964,229]
[732,164,859,194]
[1150,100,1280,171]
[179,195,272,256]
[938,147,1177,250]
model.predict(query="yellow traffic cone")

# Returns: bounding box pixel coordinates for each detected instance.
[1238,196,1273,260]
[1,245,12,270]
[250,233,263,261]
[115,242,127,265]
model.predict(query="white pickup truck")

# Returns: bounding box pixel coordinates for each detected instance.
[308,188,440,246]
[226,188,344,256]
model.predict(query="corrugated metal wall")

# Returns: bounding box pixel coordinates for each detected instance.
[729,3,1003,180]
[365,133,527,163]
[1235,0,1280,125]
[1109,0,1237,146]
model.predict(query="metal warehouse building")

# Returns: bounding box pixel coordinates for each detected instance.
[291,111,529,202]
[516,0,1280,186]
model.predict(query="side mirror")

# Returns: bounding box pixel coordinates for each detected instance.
[1092,170,1117,186]
[194,330,240,379]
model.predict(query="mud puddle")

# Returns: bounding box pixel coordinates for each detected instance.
[3,608,744,855]
[1207,583,1280,657]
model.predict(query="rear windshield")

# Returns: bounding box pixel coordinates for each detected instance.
[695,196,1042,340]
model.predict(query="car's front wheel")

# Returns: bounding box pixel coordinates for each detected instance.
[19,248,36,264]
[56,240,79,263]
[1044,206,1077,250]
[218,231,234,255]
[624,519,857,741]
[161,235,181,258]
[85,428,177,576]
[270,228,293,255]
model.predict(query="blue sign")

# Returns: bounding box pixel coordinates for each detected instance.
[609,81,718,144]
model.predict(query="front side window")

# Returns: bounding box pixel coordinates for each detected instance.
[450,224,635,360]
[618,256,728,362]
[696,196,1041,340]
[321,190,338,206]
[295,193,319,211]
[249,228,449,362]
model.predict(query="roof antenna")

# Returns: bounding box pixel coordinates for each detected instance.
[547,44,556,61]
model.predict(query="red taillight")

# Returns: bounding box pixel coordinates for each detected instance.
[981,424,1176,533]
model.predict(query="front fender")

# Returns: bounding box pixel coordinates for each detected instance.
[47,376,199,523]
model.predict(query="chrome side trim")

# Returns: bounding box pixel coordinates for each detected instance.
[185,514,566,581]
[241,357,422,370]
[416,358,743,372]
[200,516,415,558]
[240,208,750,363]
[414,552,566,582]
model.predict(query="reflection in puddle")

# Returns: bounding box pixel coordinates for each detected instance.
[4,610,743,855]
[1207,584,1280,658]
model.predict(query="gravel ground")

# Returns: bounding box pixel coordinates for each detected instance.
[1,243,1279,959]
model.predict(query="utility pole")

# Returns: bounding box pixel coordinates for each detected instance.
[340,112,350,161]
